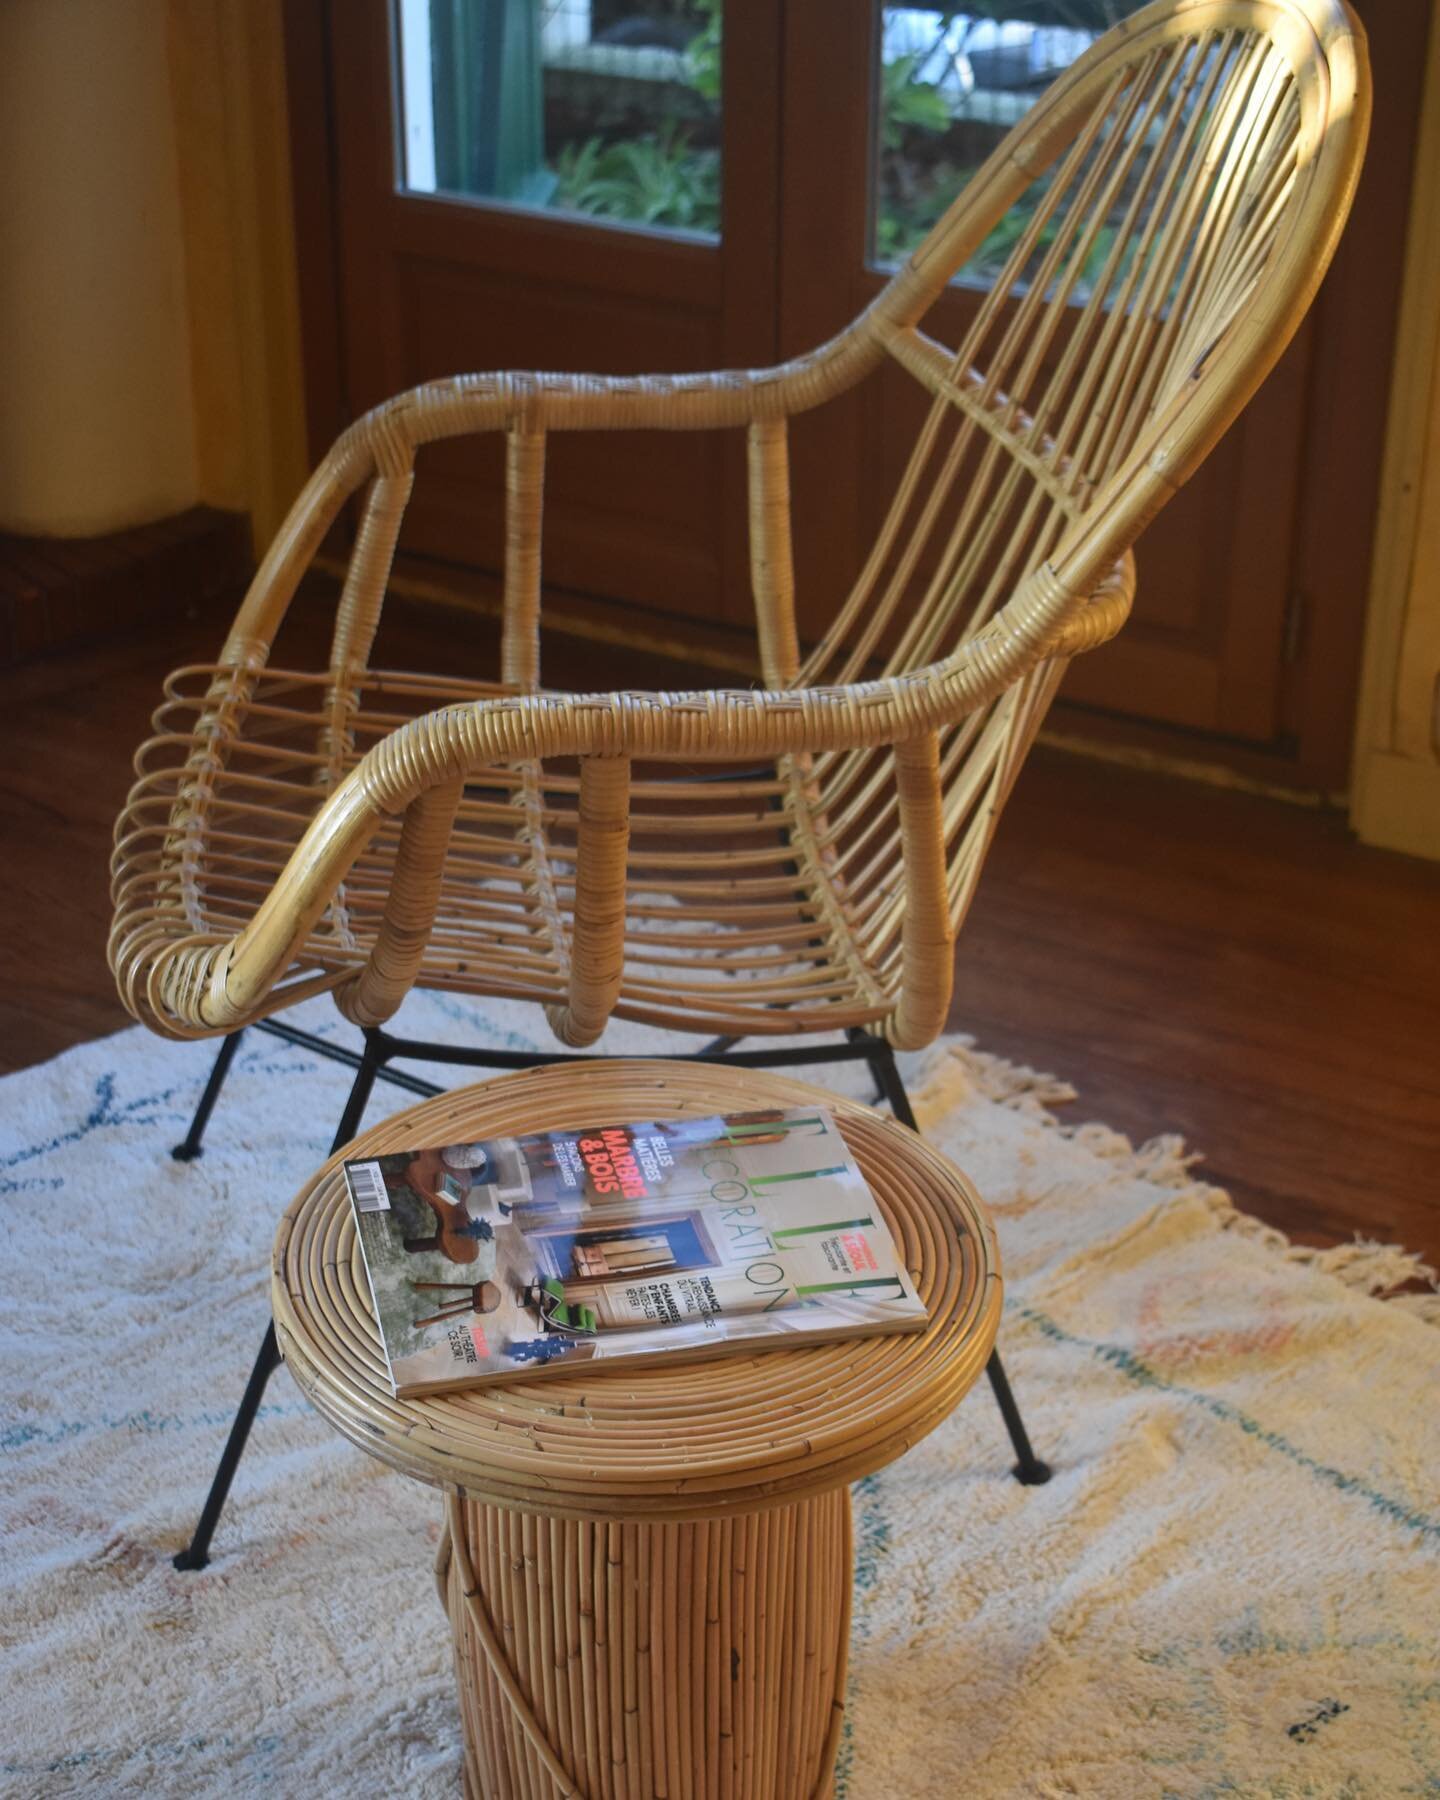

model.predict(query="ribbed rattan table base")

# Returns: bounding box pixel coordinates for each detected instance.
[439,1491,850,1800]
[273,1060,1003,1798]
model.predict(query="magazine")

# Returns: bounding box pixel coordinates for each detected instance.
[342,1105,928,1396]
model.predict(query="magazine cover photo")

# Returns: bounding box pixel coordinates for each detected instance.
[344,1105,928,1395]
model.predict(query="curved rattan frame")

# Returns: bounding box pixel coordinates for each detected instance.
[110,0,1368,1052]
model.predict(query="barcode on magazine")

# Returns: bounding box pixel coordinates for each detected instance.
[349,1161,389,1213]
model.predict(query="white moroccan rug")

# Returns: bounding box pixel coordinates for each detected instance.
[2,992,1437,1799]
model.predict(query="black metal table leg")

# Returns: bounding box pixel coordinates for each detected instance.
[172,1321,282,1570]
[328,1030,386,1153]
[172,1029,245,1162]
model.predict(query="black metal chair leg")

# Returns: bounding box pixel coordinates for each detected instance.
[172,1322,282,1570]
[857,1030,919,1130]
[174,1033,389,1570]
[985,1347,1053,1485]
[172,1029,245,1161]
[858,1030,1053,1485]
[328,1028,386,1154]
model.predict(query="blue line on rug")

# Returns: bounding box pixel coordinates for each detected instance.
[1015,1303,1440,1544]
[0,1070,190,1178]
[2,1731,282,1780]
[0,1040,325,1186]
[1,1398,312,1451]
[415,990,547,1053]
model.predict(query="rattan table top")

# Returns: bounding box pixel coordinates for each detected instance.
[272,1060,1002,1522]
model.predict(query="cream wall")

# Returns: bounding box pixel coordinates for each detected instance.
[0,0,306,552]
[0,0,199,536]
[167,0,308,554]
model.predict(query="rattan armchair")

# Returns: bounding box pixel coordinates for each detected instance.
[113,0,1365,1060]
[113,0,1368,1567]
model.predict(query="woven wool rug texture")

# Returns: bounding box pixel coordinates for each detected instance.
[2,991,1438,1799]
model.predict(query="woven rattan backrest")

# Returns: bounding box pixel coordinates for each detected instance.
[218,6,1363,680]
[868,0,1361,618]
[810,11,1336,690]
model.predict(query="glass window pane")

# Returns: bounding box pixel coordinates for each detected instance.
[873,3,1152,287]
[396,0,722,239]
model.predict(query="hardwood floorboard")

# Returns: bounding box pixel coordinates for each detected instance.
[0,507,249,664]
[953,756,1439,1264]
[1,592,1435,1272]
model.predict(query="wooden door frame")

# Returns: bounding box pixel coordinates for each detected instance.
[283,0,348,471]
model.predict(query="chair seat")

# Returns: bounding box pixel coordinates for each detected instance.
[111,661,893,1039]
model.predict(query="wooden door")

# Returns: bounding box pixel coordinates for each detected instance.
[320,0,782,628]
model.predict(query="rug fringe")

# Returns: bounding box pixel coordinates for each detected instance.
[917,1037,1077,1113]
[920,1042,1440,1330]
[1203,1191,1440,1313]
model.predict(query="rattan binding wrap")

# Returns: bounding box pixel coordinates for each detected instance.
[111,0,1369,1054]
[272,1062,1001,1799]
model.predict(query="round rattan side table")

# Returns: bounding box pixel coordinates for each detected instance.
[272,1060,1003,1800]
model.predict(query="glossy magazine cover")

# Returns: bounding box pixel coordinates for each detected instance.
[342,1105,928,1395]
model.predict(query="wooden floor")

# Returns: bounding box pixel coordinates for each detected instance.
[2,590,1435,1271]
